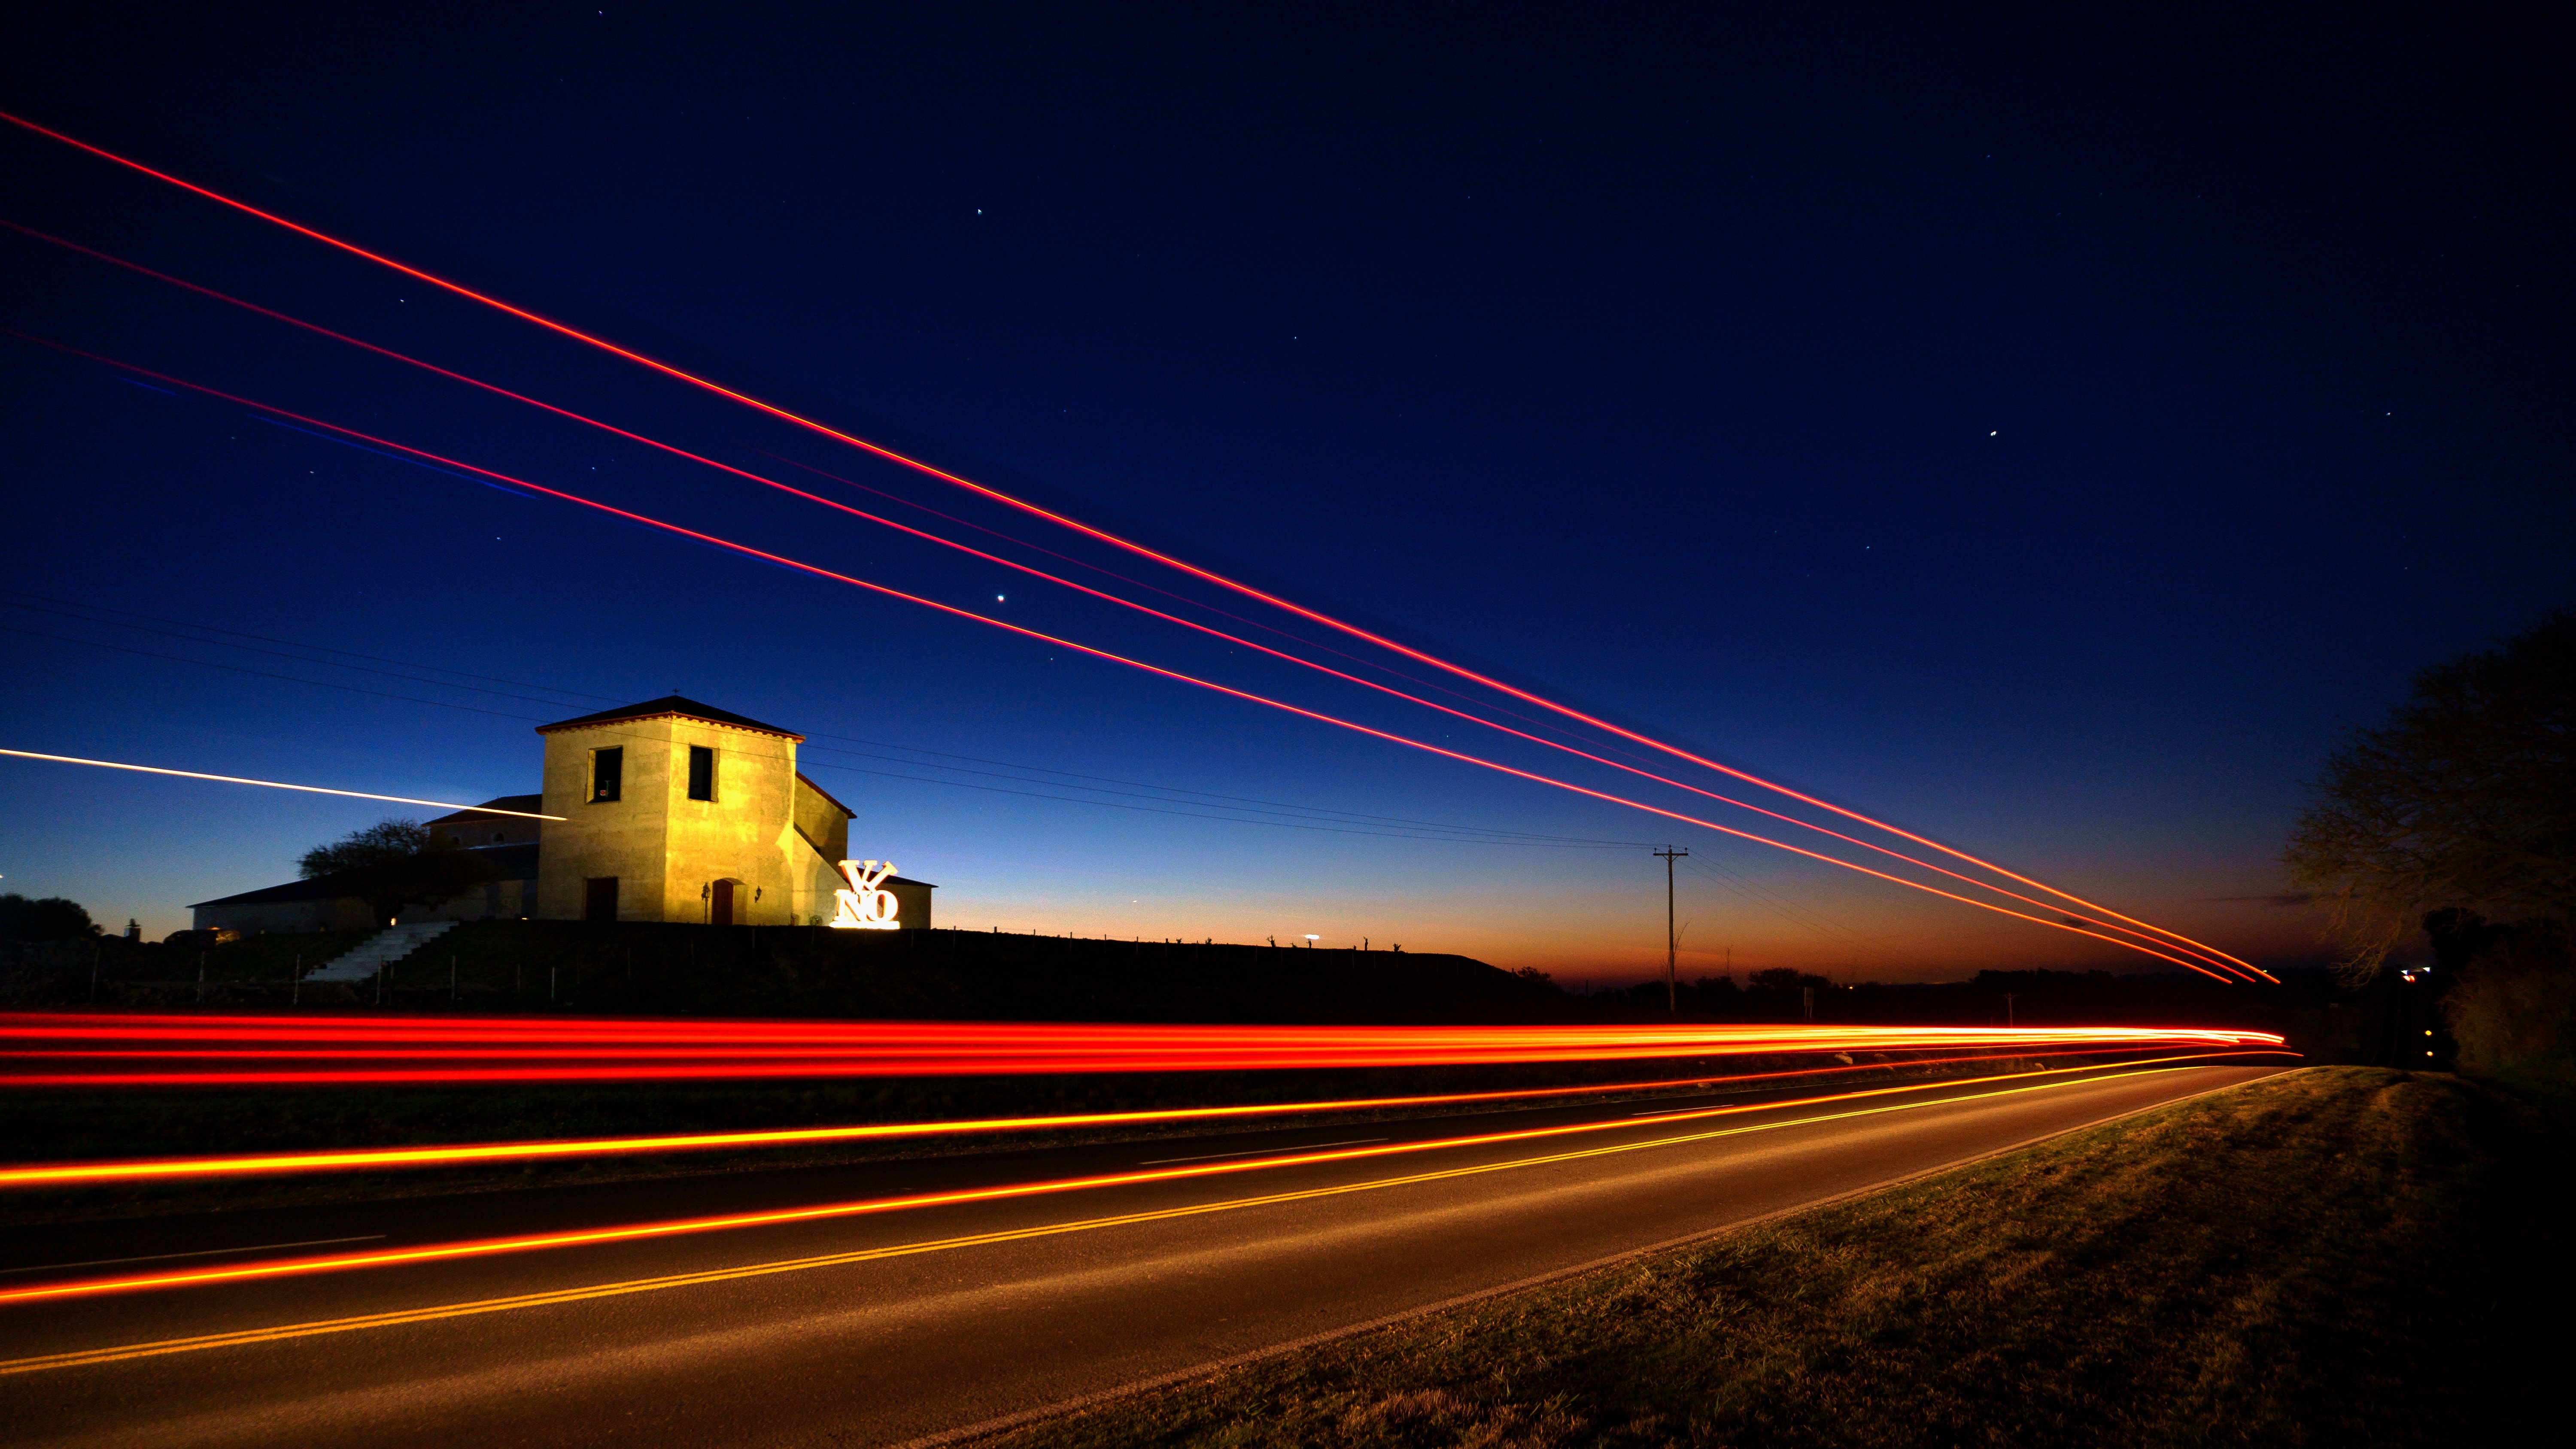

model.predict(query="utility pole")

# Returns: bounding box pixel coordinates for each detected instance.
[1653,847,1689,1014]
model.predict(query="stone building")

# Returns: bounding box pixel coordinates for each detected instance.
[190,695,933,933]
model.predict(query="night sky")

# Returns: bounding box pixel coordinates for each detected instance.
[2,5,2567,983]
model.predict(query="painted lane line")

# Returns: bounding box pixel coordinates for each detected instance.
[0,1064,2216,1376]
[0,1237,386,1278]
[1138,1138,1390,1166]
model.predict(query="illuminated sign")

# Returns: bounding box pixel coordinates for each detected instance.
[829,859,902,930]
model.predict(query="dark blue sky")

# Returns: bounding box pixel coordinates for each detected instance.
[3,4,2567,980]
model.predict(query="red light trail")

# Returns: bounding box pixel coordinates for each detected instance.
[0,1047,2271,1188]
[0,109,2262,983]
[0,1057,2281,1309]
[0,333,2252,979]
[0,1011,2287,1088]
[0,219,2258,979]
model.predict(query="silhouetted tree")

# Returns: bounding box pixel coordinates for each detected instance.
[2286,610,2576,977]
[0,894,96,943]
[299,819,498,925]
[1747,967,1832,992]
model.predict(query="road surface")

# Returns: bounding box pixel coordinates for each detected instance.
[0,1060,2284,1446]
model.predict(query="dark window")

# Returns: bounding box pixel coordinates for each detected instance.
[591,747,623,802]
[688,745,715,801]
[584,877,618,922]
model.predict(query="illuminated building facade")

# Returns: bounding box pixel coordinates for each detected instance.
[190,695,932,932]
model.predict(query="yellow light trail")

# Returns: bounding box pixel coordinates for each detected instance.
[0,1058,2290,1376]
[0,1052,2288,1311]
[0,749,565,820]
[0,1050,2159,1189]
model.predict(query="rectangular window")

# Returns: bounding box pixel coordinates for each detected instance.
[584,876,618,922]
[591,747,623,803]
[687,745,715,801]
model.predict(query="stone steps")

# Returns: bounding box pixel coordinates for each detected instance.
[304,919,460,982]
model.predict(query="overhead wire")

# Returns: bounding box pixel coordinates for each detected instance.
[0,585,1649,846]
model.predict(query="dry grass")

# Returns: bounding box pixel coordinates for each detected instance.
[990,1068,2562,1448]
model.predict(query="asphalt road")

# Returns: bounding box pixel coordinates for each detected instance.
[0,1061,2284,1447]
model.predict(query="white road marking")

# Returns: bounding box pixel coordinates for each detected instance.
[0,1235,387,1276]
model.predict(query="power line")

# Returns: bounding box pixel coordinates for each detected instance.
[1,621,1646,849]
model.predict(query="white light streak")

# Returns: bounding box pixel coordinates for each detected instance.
[0,749,565,820]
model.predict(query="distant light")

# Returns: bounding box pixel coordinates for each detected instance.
[1305,934,1320,942]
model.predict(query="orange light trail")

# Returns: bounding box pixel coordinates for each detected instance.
[0,749,563,819]
[0,1047,2195,1189]
[0,1055,2289,1307]
[0,109,2261,983]
[0,219,2256,979]
[0,333,2251,979]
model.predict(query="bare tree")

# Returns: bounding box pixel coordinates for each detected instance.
[300,819,499,926]
[2285,610,2576,978]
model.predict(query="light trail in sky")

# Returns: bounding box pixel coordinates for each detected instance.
[0,1011,2289,1087]
[0,110,2263,982]
[0,1057,2283,1308]
[0,332,2250,978]
[0,749,563,819]
[0,1046,2225,1188]
[0,220,2256,978]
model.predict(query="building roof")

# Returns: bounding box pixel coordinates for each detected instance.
[426,794,544,825]
[188,874,355,909]
[535,694,803,741]
[794,772,857,820]
[188,844,541,908]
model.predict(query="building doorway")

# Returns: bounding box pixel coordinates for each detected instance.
[584,877,618,922]
[710,878,738,927]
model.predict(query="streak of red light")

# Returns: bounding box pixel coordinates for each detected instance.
[0,1012,2289,1043]
[0,332,2250,981]
[0,219,2256,979]
[0,1011,2287,1086]
[0,110,2263,982]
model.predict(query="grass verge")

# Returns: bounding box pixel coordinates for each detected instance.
[983,1067,2563,1448]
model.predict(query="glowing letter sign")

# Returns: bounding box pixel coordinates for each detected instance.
[830,859,902,930]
